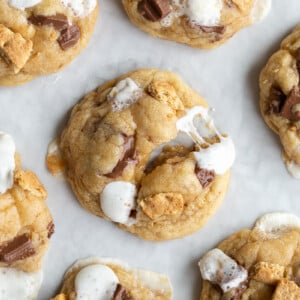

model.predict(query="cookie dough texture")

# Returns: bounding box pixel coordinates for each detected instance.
[0,155,53,272]
[122,0,257,49]
[51,257,172,300]
[259,24,300,176]
[200,213,300,299]
[48,69,231,241]
[0,0,98,86]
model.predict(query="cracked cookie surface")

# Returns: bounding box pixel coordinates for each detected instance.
[260,24,300,179]
[0,0,98,86]
[199,212,300,300]
[47,69,234,241]
[51,257,172,300]
[122,0,271,49]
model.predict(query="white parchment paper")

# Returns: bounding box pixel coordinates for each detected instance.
[1,1,300,299]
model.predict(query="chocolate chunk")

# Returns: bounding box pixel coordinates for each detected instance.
[57,24,81,50]
[0,233,35,264]
[111,284,134,300]
[267,85,286,114]
[28,14,69,31]
[279,87,300,121]
[195,166,215,188]
[129,209,137,219]
[199,25,226,34]
[106,136,138,178]
[47,221,55,238]
[138,0,171,22]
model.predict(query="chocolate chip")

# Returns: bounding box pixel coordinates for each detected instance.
[106,136,138,178]
[0,233,35,264]
[138,0,171,22]
[111,284,134,300]
[47,221,55,238]
[195,166,215,188]
[57,24,81,50]
[267,85,286,114]
[199,25,226,34]
[279,87,300,121]
[28,14,69,31]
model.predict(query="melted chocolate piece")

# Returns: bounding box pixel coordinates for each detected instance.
[138,0,171,22]
[267,85,286,114]
[111,284,134,300]
[47,221,55,238]
[199,25,226,34]
[279,87,300,121]
[106,136,138,178]
[195,166,215,188]
[58,24,81,50]
[0,233,35,263]
[28,14,68,31]
[28,13,80,51]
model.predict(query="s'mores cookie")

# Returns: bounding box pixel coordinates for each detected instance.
[0,132,54,299]
[47,69,235,241]
[198,212,300,299]
[260,24,300,179]
[51,257,172,300]
[122,0,271,49]
[0,0,98,86]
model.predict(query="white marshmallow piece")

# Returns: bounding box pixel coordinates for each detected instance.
[60,0,97,18]
[199,249,248,293]
[75,265,119,300]
[254,212,300,238]
[251,0,272,23]
[0,132,16,194]
[108,78,143,112]
[193,137,235,175]
[7,0,41,10]
[185,0,223,26]
[100,181,137,226]
[0,268,42,300]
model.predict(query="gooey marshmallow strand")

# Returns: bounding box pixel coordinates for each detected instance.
[0,268,42,300]
[7,0,96,17]
[176,106,235,175]
[199,249,248,292]
[0,132,16,194]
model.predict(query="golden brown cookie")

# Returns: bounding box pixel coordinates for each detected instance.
[260,24,300,179]
[0,131,54,299]
[122,0,271,49]
[47,69,235,241]
[0,0,98,86]
[51,257,172,300]
[198,212,300,299]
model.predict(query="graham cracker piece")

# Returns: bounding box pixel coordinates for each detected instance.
[0,24,32,73]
